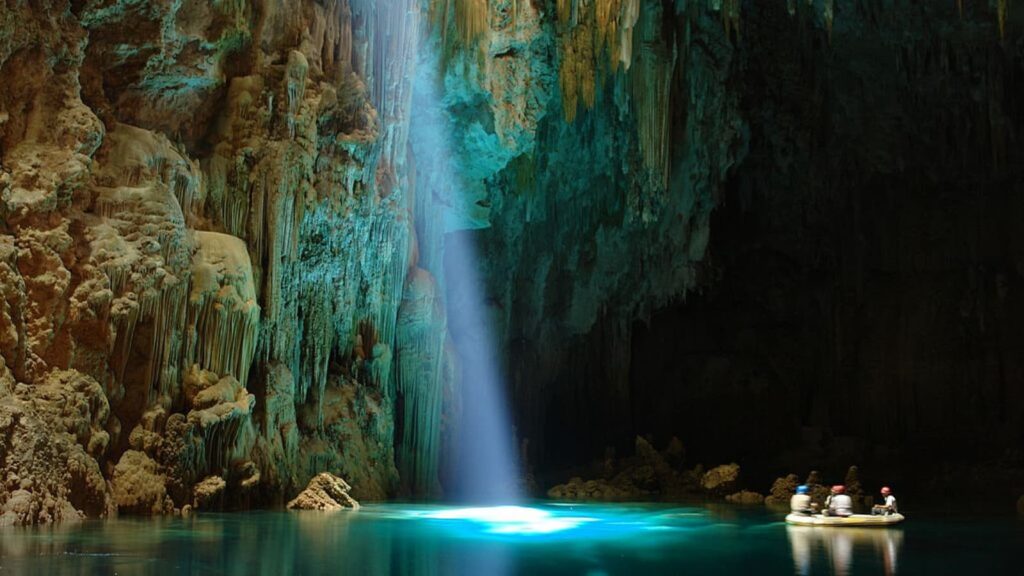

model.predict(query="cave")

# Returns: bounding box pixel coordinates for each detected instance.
[1,0,1021,573]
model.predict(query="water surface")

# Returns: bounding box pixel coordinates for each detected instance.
[0,503,1019,575]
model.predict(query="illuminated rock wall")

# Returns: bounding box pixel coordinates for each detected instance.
[4,0,1018,522]
[1,0,418,523]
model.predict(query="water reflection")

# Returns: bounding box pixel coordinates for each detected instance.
[0,505,712,576]
[7,505,1016,576]
[786,525,903,576]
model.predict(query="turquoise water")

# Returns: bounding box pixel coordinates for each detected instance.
[0,503,1019,575]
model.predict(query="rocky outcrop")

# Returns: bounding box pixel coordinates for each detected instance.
[548,436,712,501]
[111,450,170,516]
[287,472,359,511]
[701,463,741,496]
[193,476,227,511]
[6,0,1014,521]
[765,474,800,507]
[1,0,415,523]
[0,371,113,526]
[725,490,765,505]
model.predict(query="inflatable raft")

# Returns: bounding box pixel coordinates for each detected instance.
[785,513,905,527]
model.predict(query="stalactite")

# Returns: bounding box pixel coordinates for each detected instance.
[180,367,256,478]
[722,0,740,42]
[630,1,675,186]
[395,268,446,497]
[186,232,261,390]
[997,0,1008,40]
[455,0,489,46]
[823,0,834,40]
[557,0,574,25]
[285,51,309,139]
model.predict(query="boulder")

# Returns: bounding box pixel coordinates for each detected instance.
[193,476,227,510]
[111,451,171,516]
[726,490,765,505]
[701,463,740,495]
[765,473,800,506]
[287,473,360,511]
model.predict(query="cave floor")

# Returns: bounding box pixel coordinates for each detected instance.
[0,503,1019,575]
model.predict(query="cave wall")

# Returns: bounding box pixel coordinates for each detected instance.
[3,0,1020,522]
[630,1,1024,499]
[423,0,1023,498]
[0,0,421,524]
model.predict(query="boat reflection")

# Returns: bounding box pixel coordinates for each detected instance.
[787,525,903,576]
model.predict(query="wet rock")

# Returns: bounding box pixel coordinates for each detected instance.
[804,471,831,505]
[765,474,800,507]
[725,490,765,505]
[0,371,112,526]
[547,476,639,501]
[701,463,741,496]
[547,436,700,501]
[193,476,227,510]
[287,473,360,511]
[111,451,171,516]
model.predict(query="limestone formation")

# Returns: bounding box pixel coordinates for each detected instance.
[5,0,1012,522]
[111,450,171,517]
[193,476,227,511]
[546,436,701,501]
[764,474,800,507]
[701,463,741,496]
[0,0,413,523]
[287,472,360,511]
[725,490,765,505]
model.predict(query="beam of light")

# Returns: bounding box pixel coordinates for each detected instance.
[444,232,521,503]
[408,14,521,503]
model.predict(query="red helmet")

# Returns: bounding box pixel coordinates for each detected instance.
[831,485,845,494]
[880,486,891,495]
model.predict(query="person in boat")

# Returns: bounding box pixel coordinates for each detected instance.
[872,486,898,515]
[790,484,815,515]
[825,485,853,517]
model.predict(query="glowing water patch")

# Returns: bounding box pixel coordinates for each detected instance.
[410,506,596,535]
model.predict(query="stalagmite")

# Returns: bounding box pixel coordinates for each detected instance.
[285,51,309,139]
[395,268,447,497]
[186,231,260,388]
[181,367,257,478]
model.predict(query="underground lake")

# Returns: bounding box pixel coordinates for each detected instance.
[2,503,1022,575]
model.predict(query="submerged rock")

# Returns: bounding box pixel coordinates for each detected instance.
[287,473,360,511]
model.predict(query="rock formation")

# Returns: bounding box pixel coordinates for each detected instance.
[3,0,1021,522]
[287,472,359,511]
[1,0,416,524]
[700,463,741,496]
